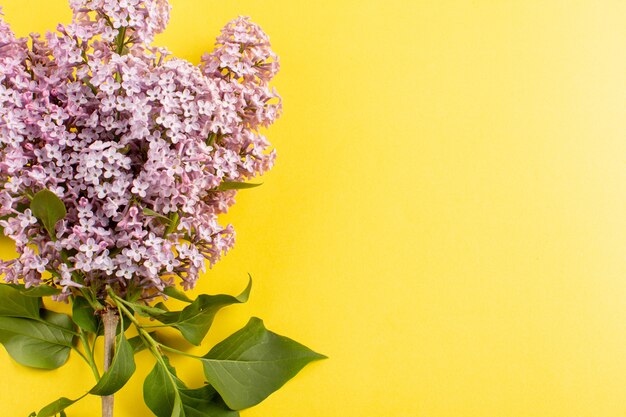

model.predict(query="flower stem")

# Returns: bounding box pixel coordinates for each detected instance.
[69,294,100,379]
[78,328,100,381]
[159,343,202,360]
[116,26,127,55]
[108,291,179,379]
[109,292,160,353]
[101,308,119,417]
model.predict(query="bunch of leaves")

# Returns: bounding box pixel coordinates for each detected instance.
[0,191,325,416]
[0,280,325,417]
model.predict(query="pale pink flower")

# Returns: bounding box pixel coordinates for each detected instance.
[0,3,280,297]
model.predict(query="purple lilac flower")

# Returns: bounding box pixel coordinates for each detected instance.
[0,2,281,299]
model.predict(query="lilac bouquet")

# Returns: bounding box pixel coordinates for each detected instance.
[0,1,323,416]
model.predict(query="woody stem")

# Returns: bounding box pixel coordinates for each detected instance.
[101,308,119,417]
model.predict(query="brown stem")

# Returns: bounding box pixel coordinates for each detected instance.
[102,308,119,417]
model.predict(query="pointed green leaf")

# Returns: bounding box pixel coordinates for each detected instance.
[144,358,238,417]
[164,212,180,237]
[90,325,136,396]
[201,317,326,410]
[30,189,67,239]
[128,332,156,354]
[179,386,239,417]
[36,394,86,417]
[129,302,169,318]
[0,284,42,319]
[144,358,184,417]
[216,182,262,191]
[0,312,75,369]
[172,394,183,417]
[155,302,169,311]
[42,310,75,332]
[19,286,61,297]
[157,277,251,345]
[143,208,171,222]
[72,296,99,333]
[163,286,193,303]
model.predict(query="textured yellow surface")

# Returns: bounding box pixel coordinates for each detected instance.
[1,1,626,416]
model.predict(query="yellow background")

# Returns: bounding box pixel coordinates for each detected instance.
[1,0,626,416]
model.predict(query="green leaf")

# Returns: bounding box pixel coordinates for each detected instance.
[90,323,136,396]
[129,302,169,318]
[42,310,75,332]
[164,212,180,237]
[201,317,326,410]
[72,296,99,333]
[207,132,218,146]
[172,394,183,417]
[163,286,193,303]
[36,395,86,417]
[216,181,262,191]
[143,208,171,223]
[19,286,61,297]
[144,358,238,417]
[143,358,184,417]
[30,189,67,239]
[128,332,156,354]
[179,386,239,417]
[0,311,75,369]
[155,302,169,311]
[0,284,42,319]
[157,277,251,346]
[144,209,180,238]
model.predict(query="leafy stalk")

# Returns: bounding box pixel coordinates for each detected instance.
[69,294,100,380]
[108,290,165,371]
[109,290,186,415]
[77,327,100,380]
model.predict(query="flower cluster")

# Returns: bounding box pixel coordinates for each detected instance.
[69,0,171,45]
[0,1,281,299]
